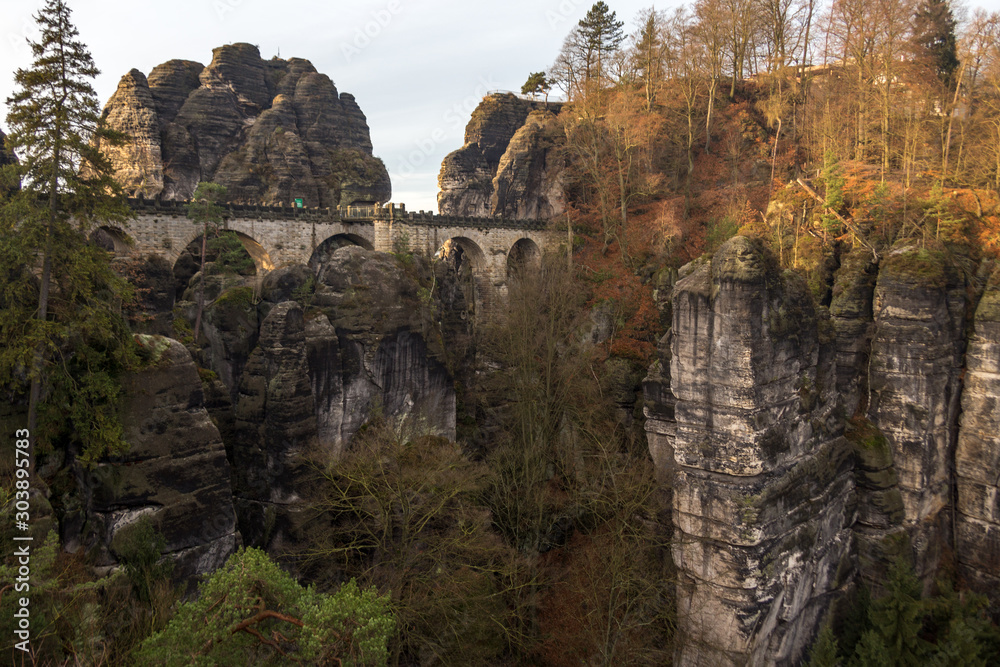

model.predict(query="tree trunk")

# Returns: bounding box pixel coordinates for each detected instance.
[27,136,60,472]
[705,78,717,152]
[941,63,966,184]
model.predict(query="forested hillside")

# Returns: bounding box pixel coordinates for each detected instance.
[4,0,1000,665]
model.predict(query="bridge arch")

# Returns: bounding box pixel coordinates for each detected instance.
[172,230,270,299]
[436,236,490,316]
[506,237,541,280]
[309,233,375,269]
[90,226,134,255]
[178,229,274,274]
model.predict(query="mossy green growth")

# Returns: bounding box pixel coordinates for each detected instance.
[197,367,218,383]
[846,418,894,470]
[110,515,173,605]
[214,285,256,309]
[133,334,173,365]
[974,271,1000,323]
[883,246,949,288]
[172,310,195,345]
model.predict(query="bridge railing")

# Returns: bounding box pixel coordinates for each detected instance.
[126,197,552,231]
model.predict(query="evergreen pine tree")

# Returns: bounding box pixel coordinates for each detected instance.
[2,0,136,463]
[932,617,987,667]
[821,150,845,236]
[852,629,893,667]
[577,2,625,84]
[911,0,960,89]
[808,621,840,667]
[840,582,873,659]
[870,557,927,666]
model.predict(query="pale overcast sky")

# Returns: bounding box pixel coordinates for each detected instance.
[0,0,666,211]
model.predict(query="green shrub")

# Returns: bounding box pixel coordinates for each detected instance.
[136,547,393,666]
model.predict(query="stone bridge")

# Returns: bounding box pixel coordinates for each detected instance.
[101,199,560,314]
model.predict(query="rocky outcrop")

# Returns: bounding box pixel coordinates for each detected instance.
[98,44,390,206]
[438,94,564,218]
[309,247,456,453]
[219,249,461,549]
[231,302,316,549]
[642,332,674,483]
[80,337,238,582]
[122,255,176,336]
[491,110,566,219]
[644,230,1000,656]
[866,245,967,581]
[955,273,1000,604]
[829,250,878,416]
[847,418,907,591]
[96,70,163,196]
[667,237,854,666]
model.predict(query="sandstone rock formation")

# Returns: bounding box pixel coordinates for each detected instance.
[309,246,456,453]
[97,70,164,197]
[79,337,238,582]
[98,44,390,206]
[829,249,878,416]
[438,93,565,218]
[645,235,1000,659]
[955,272,1000,600]
[866,245,967,581]
[491,110,566,219]
[219,248,463,550]
[231,301,315,549]
[664,237,854,665]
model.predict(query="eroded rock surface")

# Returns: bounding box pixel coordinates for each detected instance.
[956,273,1000,604]
[95,70,163,196]
[668,237,854,666]
[491,110,566,219]
[230,302,315,549]
[98,44,390,206]
[866,245,967,580]
[81,337,238,582]
[220,249,462,550]
[438,93,564,218]
[309,247,457,453]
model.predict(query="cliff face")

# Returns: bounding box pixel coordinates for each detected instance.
[645,239,1000,662]
[956,273,1000,599]
[437,93,565,218]
[662,238,854,666]
[308,247,457,454]
[212,248,463,550]
[98,44,390,206]
[73,337,238,582]
[866,246,968,580]
[491,111,567,219]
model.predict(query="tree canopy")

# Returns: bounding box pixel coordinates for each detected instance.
[136,548,394,666]
[911,0,960,88]
[1,0,136,462]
